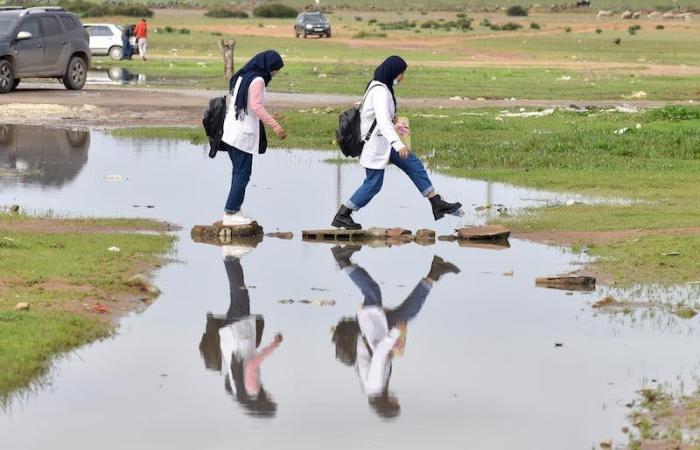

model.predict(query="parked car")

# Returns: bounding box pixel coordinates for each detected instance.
[0,6,91,94]
[83,23,126,60]
[294,11,331,38]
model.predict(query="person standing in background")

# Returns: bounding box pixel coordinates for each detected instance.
[134,19,148,61]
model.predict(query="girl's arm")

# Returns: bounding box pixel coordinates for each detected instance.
[372,88,405,151]
[249,78,284,135]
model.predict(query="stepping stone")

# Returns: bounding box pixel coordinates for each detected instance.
[302,227,414,243]
[535,276,596,291]
[455,225,511,241]
[191,221,263,245]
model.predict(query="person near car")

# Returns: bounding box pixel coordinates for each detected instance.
[220,50,287,226]
[121,24,133,60]
[133,19,147,61]
[331,55,463,230]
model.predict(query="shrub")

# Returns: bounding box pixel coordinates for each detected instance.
[530,22,540,29]
[352,30,387,38]
[613,37,622,44]
[501,22,522,31]
[178,27,190,34]
[210,31,223,36]
[506,5,528,16]
[368,18,377,24]
[253,3,297,18]
[419,10,427,15]
[656,24,665,30]
[628,24,641,35]
[564,26,572,32]
[354,16,363,21]
[480,18,491,27]
[110,3,153,17]
[596,28,602,33]
[205,7,249,18]
[379,20,416,30]
[164,25,174,33]
[456,13,466,18]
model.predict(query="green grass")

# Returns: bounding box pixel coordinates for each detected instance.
[111,105,700,284]
[0,216,174,399]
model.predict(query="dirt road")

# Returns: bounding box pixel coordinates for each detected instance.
[0,83,687,128]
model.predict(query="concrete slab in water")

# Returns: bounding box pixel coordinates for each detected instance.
[191,221,263,245]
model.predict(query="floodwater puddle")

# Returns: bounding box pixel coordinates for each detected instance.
[1,124,699,450]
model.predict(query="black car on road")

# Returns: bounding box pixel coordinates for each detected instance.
[0,6,91,94]
[294,12,331,38]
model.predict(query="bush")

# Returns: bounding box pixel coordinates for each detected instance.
[420,18,472,31]
[500,22,522,31]
[368,18,377,24]
[59,0,153,18]
[205,7,249,18]
[530,22,540,29]
[564,26,572,33]
[628,24,641,35]
[352,30,387,38]
[178,27,190,34]
[613,37,622,45]
[110,3,153,17]
[595,28,602,33]
[253,3,297,18]
[480,18,491,27]
[379,20,416,30]
[656,24,665,30]
[506,5,528,17]
[163,25,174,33]
[354,16,363,21]
[456,13,466,18]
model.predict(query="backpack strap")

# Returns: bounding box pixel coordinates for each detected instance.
[360,84,381,143]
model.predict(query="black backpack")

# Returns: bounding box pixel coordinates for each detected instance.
[335,85,379,158]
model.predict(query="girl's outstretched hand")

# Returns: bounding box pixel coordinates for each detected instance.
[276,128,287,140]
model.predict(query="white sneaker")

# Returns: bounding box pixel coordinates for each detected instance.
[222,245,253,259]
[222,212,253,226]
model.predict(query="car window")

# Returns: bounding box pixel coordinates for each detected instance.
[40,16,62,37]
[87,25,113,37]
[59,15,79,31]
[17,17,41,38]
[0,16,17,36]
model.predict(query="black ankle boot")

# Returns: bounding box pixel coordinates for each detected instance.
[332,205,362,230]
[331,245,361,269]
[427,256,461,282]
[429,195,462,220]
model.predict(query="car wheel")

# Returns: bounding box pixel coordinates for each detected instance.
[108,46,123,61]
[0,59,14,94]
[327,32,332,38]
[62,56,87,90]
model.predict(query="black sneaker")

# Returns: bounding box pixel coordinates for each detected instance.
[429,195,462,221]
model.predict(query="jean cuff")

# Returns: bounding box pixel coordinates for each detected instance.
[344,200,359,211]
[421,186,435,197]
[420,280,433,291]
[224,209,239,214]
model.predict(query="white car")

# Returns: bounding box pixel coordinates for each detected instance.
[83,23,130,60]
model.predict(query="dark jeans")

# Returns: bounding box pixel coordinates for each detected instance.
[122,37,132,59]
[224,257,250,320]
[347,265,432,329]
[346,149,435,211]
[223,143,253,213]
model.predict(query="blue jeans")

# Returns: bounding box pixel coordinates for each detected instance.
[346,149,435,211]
[347,264,432,329]
[224,143,253,213]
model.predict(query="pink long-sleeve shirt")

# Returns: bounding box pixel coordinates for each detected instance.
[249,78,283,135]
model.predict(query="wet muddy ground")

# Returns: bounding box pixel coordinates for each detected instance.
[1,125,699,450]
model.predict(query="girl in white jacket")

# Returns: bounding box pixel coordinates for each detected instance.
[332,55,462,230]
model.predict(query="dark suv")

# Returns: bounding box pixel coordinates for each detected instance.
[0,6,90,94]
[294,12,331,38]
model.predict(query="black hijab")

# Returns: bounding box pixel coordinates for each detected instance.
[229,50,284,119]
[369,55,407,109]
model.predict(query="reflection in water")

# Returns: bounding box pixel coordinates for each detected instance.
[331,245,460,419]
[199,240,282,418]
[87,67,146,85]
[0,124,89,188]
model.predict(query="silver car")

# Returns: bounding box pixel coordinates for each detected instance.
[0,6,91,93]
[83,23,126,60]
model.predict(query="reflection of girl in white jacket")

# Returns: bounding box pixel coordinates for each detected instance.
[332,55,462,230]
[330,245,460,418]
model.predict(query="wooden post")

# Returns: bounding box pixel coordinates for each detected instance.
[218,39,235,78]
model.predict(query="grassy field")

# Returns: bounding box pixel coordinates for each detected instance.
[85,8,700,100]
[110,105,700,285]
[0,215,174,400]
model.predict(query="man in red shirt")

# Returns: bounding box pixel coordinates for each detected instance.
[134,19,148,61]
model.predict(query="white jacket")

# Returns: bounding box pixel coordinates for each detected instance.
[358,81,406,170]
[355,306,401,396]
[222,76,264,155]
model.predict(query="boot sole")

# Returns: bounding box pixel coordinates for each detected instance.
[433,204,463,221]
